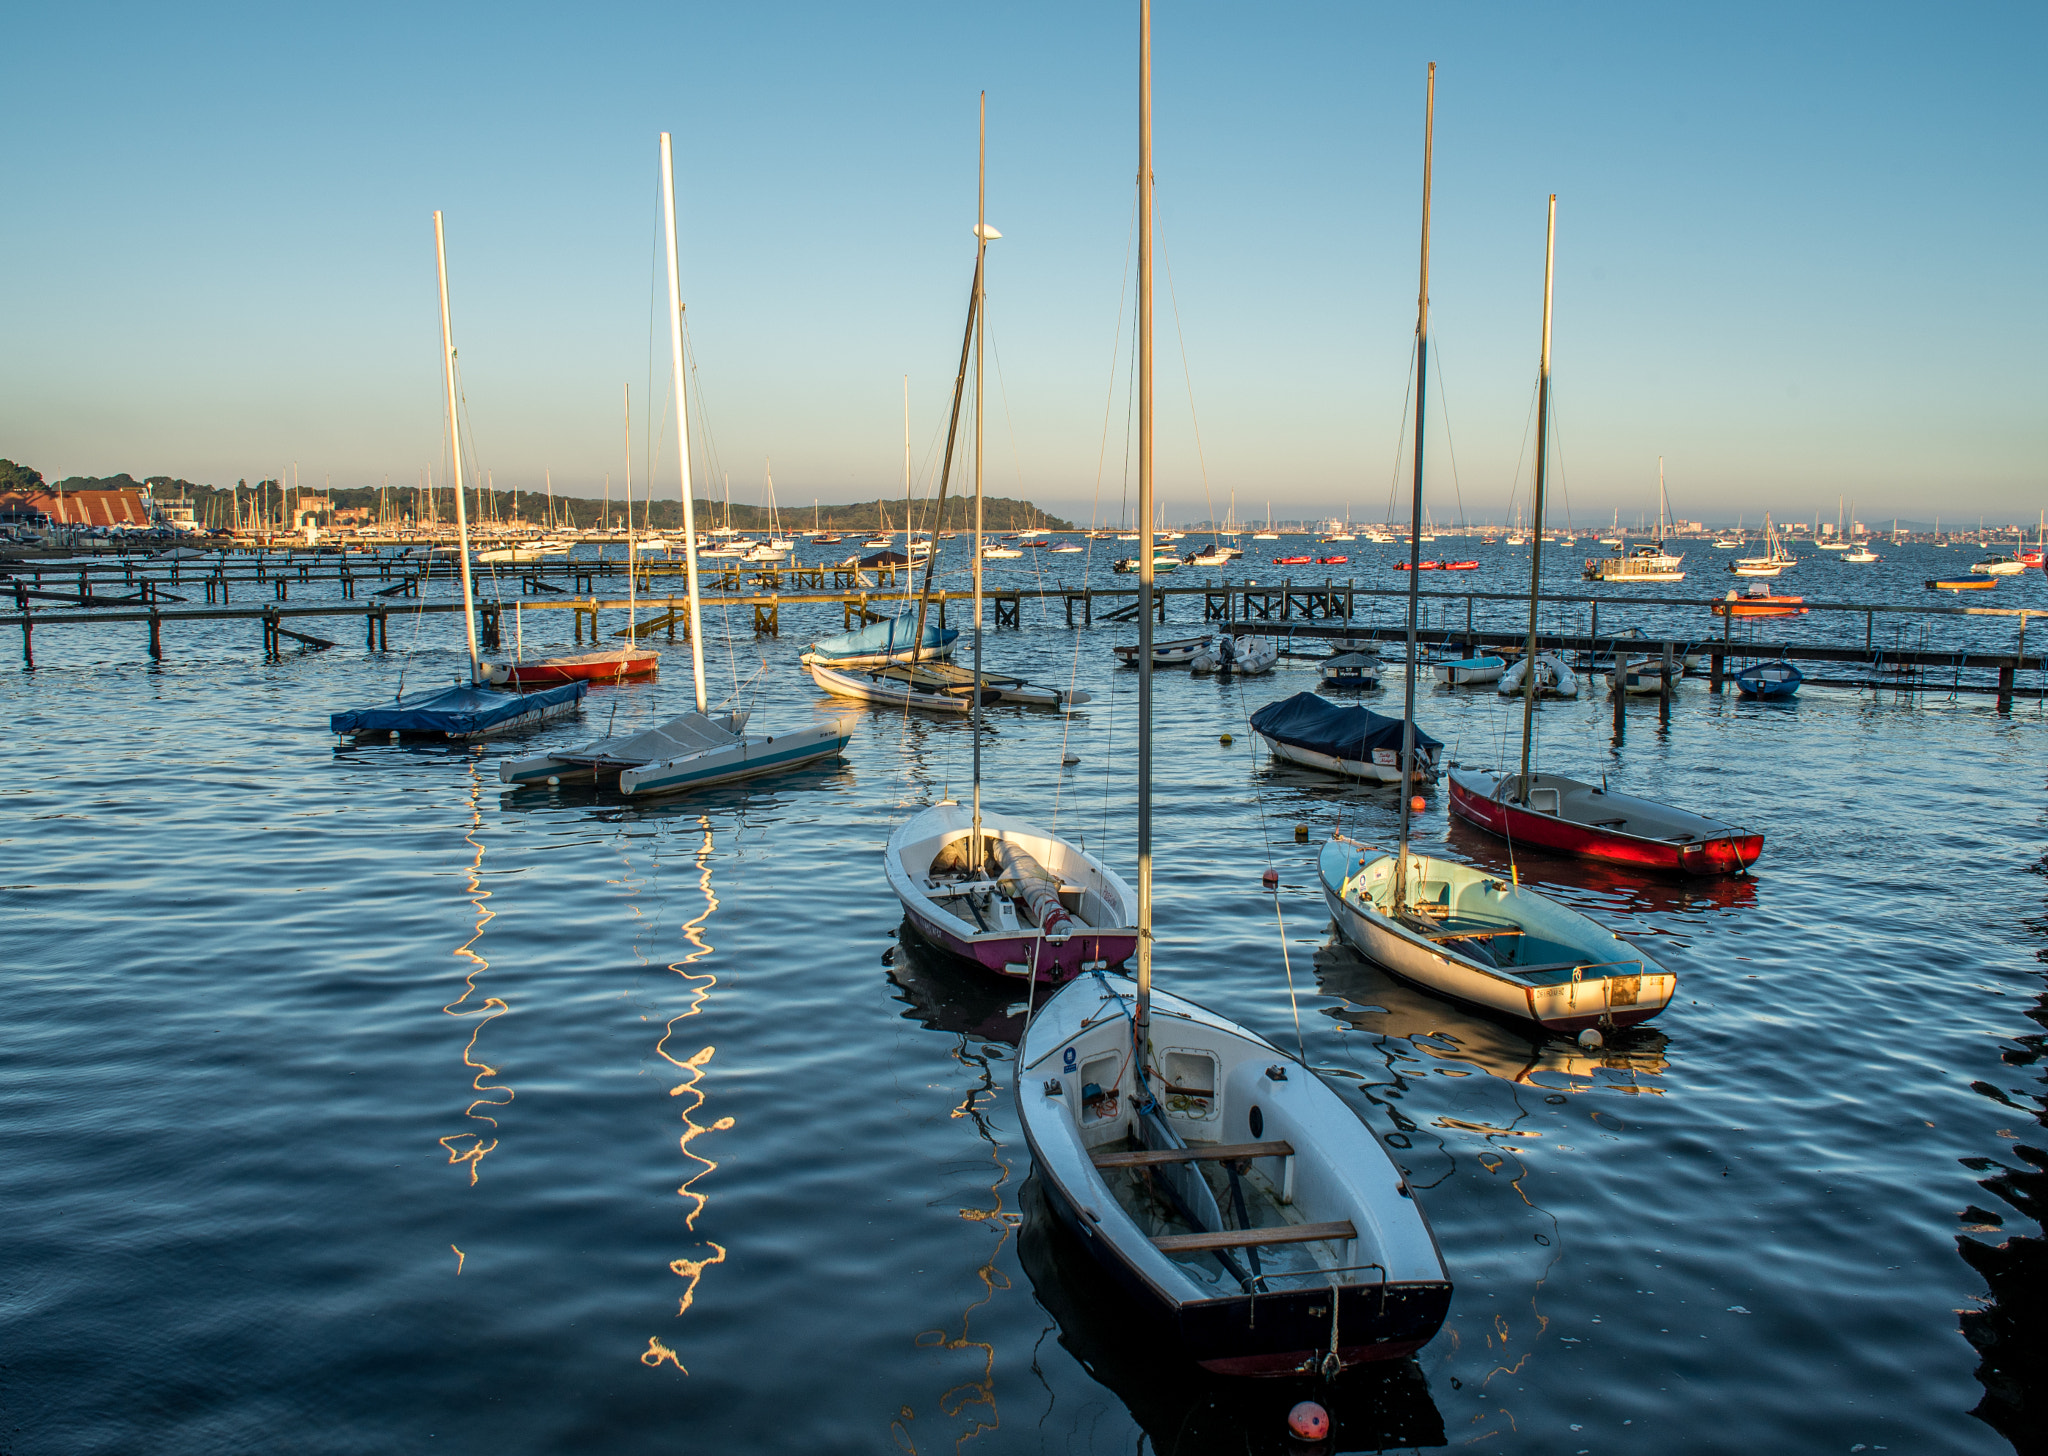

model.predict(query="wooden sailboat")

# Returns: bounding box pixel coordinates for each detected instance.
[332,212,587,740]
[887,95,1138,979]
[1018,35,1449,1377]
[500,134,850,792]
[1445,199,1760,880]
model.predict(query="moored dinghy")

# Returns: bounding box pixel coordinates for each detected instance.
[1447,768,1763,874]
[890,803,1136,982]
[1496,653,1577,698]
[1736,659,1803,699]
[799,612,959,668]
[1021,39,1450,1378]
[1188,634,1278,675]
[1318,836,1675,1032]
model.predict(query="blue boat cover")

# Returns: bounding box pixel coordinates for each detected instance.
[330,680,586,736]
[1249,692,1442,761]
[807,613,958,661]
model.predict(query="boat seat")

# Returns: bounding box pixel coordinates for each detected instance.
[1152,1219,1356,1254]
[1589,818,1628,829]
[1399,913,1521,942]
[1091,1139,1293,1169]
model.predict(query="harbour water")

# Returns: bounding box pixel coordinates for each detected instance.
[2,538,2043,1453]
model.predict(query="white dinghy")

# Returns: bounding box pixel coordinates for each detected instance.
[1319,836,1674,1033]
[808,659,981,714]
[1020,38,1450,1379]
[889,802,1136,984]
[1189,635,1278,675]
[1496,652,1578,699]
[1113,634,1210,667]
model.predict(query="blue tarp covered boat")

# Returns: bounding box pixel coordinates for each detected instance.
[800,613,958,666]
[1735,659,1803,700]
[330,680,586,739]
[1249,691,1443,782]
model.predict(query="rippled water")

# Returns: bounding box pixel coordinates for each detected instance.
[1,543,2042,1454]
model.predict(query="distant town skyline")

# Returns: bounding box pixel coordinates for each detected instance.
[5,3,2041,527]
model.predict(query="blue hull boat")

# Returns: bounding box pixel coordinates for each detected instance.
[800,613,958,667]
[1735,660,1802,699]
[331,680,586,739]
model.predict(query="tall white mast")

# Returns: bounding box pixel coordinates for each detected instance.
[660,132,710,715]
[971,92,994,861]
[432,210,482,681]
[1134,0,1156,1049]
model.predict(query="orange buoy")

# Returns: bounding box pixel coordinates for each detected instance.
[1261,867,1279,889]
[1287,1401,1330,1441]
[1409,795,1426,813]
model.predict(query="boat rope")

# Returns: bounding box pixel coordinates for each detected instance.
[1428,338,1468,530]
[1380,336,1419,526]
[1231,669,1308,1064]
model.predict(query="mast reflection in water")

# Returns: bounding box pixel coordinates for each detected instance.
[439,761,514,1184]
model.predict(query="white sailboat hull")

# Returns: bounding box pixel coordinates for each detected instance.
[1318,839,1673,1032]
[809,662,976,714]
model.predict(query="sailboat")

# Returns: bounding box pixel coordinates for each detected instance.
[1252,503,1280,541]
[499,134,851,792]
[1730,513,1796,577]
[331,212,587,741]
[1019,37,1451,1378]
[886,94,1137,978]
[1444,200,1760,881]
[488,385,659,689]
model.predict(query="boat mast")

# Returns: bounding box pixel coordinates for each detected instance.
[660,131,710,714]
[1393,63,1435,911]
[971,90,991,863]
[431,210,482,681]
[1135,0,1156,1051]
[624,382,636,638]
[1517,194,1556,804]
[904,236,983,674]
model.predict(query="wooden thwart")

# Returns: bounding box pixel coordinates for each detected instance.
[1091,1139,1294,1169]
[1151,1219,1356,1255]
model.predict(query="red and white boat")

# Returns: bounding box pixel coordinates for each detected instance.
[1447,768,1763,876]
[483,647,658,688]
[1711,584,1807,618]
[1274,554,1313,565]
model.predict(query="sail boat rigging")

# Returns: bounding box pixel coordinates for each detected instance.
[501,133,849,790]
[884,94,1134,980]
[331,211,587,740]
[1443,197,1760,883]
[1017,31,1450,1378]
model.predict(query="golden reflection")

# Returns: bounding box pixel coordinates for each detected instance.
[439,762,511,1185]
[450,1245,464,1275]
[644,816,729,1363]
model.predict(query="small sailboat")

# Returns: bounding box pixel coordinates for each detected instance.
[332,212,587,741]
[800,614,959,667]
[1113,634,1210,666]
[1736,659,1803,699]
[1022,42,1449,1377]
[890,94,1126,975]
[1731,514,1796,576]
[500,134,850,792]
[1443,194,1759,882]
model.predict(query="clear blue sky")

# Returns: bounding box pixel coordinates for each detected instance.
[4,1,2041,527]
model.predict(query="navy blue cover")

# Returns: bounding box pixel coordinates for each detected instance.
[330,680,585,736]
[1249,692,1442,761]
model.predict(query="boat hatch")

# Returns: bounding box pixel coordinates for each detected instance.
[1161,1049,1220,1122]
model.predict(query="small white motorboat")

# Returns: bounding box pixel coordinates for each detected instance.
[889,802,1136,983]
[1189,635,1277,675]
[1318,835,1675,1033]
[1496,653,1578,699]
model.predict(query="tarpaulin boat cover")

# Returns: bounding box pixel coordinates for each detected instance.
[807,613,958,661]
[1249,692,1442,761]
[330,680,585,736]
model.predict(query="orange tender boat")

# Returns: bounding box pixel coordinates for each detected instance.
[1710,587,1807,618]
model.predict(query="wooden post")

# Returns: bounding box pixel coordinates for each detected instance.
[1998,660,2015,712]
[148,609,162,660]
[1710,649,1724,693]
[1660,640,1674,727]
[1612,655,1626,743]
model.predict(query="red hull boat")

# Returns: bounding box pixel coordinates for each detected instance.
[1393,560,1444,571]
[1448,768,1763,876]
[485,648,659,688]
[1440,559,1479,570]
[1274,555,1314,565]
[1315,554,1349,564]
